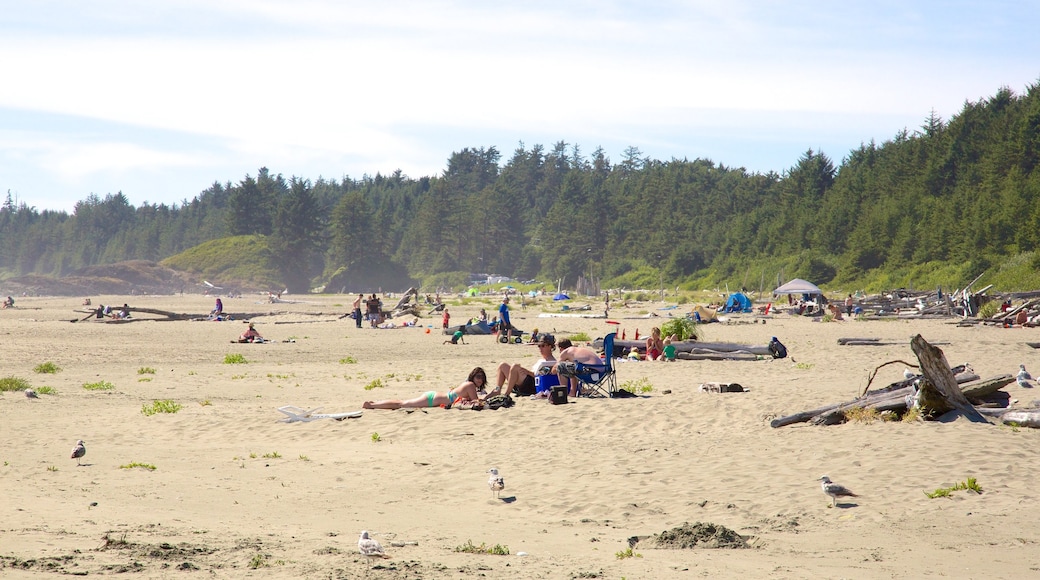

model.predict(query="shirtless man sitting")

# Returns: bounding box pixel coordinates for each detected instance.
[554,338,606,397]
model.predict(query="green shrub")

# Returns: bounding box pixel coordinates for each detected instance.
[0,376,31,392]
[224,353,247,364]
[33,362,61,374]
[364,378,385,390]
[83,380,115,391]
[137,367,157,375]
[141,400,182,416]
[660,317,698,341]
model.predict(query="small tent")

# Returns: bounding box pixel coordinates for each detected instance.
[724,293,753,313]
[773,279,823,296]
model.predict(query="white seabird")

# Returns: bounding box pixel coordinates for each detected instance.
[25,388,39,399]
[358,531,388,566]
[1017,364,1033,388]
[819,475,858,507]
[487,467,505,500]
[71,440,86,465]
[903,368,916,381]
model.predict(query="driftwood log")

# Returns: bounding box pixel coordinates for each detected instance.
[910,334,988,422]
[771,334,1007,428]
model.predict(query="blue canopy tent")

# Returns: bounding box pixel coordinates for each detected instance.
[724,292,753,313]
[553,293,571,301]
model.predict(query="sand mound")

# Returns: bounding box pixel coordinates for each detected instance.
[633,521,751,550]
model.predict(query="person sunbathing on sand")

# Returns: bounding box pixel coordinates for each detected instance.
[363,367,487,409]
[235,323,262,343]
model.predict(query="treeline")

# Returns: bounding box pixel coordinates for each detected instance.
[2,82,1039,293]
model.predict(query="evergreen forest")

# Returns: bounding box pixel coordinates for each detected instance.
[3,82,1040,295]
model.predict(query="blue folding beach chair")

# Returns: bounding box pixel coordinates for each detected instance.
[574,332,618,398]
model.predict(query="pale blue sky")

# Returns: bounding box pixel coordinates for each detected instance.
[1,1,1037,212]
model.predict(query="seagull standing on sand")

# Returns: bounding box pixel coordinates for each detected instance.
[1017,364,1034,388]
[25,388,38,399]
[819,475,858,507]
[358,531,388,566]
[487,467,505,499]
[71,440,86,465]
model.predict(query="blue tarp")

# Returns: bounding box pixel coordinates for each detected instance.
[553,293,571,301]
[724,293,753,313]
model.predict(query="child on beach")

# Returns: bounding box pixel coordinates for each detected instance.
[663,338,677,361]
[443,327,465,345]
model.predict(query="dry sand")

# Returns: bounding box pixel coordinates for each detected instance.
[2,293,1039,578]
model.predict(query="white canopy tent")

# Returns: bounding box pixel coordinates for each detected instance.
[773,278,823,295]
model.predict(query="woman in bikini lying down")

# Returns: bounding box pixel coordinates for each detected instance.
[363,367,487,409]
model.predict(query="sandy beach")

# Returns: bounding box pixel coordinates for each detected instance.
[2,293,1039,578]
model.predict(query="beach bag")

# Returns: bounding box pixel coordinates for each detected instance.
[549,386,568,405]
[769,337,788,359]
[485,395,513,410]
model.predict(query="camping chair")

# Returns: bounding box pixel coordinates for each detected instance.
[574,332,618,398]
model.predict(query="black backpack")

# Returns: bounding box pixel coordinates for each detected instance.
[769,337,788,359]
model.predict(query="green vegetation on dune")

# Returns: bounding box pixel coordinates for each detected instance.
[161,235,281,290]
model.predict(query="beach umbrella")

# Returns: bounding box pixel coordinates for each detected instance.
[553,293,570,301]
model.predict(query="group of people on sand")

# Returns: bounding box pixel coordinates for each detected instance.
[363,332,608,410]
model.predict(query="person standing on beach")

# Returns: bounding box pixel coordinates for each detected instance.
[498,297,513,343]
[352,294,363,329]
[442,307,450,330]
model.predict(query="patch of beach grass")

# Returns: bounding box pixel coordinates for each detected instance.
[339,356,358,364]
[33,362,61,374]
[926,477,982,499]
[371,432,381,443]
[619,377,654,394]
[615,547,642,560]
[120,462,157,471]
[843,407,881,423]
[261,451,281,459]
[36,386,55,395]
[364,378,386,391]
[137,367,156,375]
[224,353,247,364]
[142,400,182,416]
[0,376,32,392]
[83,380,115,391]
[454,540,509,555]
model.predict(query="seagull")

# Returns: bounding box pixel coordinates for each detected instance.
[819,475,858,507]
[71,440,86,465]
[1017,364,1033,388]
[487,467,505,500]
[25,388,39,399]
[903,368,916,381]
[357,531,388,567]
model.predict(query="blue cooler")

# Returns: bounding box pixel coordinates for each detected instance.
[535,373,560,394]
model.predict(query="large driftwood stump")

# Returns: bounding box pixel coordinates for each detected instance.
[910,334,989,423]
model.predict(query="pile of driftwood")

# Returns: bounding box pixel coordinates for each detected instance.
[771,334,1039,428]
